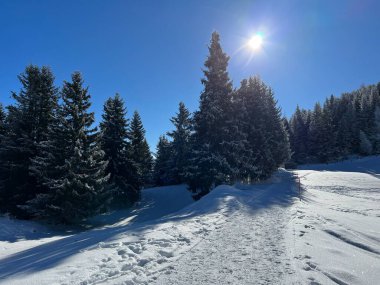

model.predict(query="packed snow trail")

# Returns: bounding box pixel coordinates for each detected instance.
[153,171,298,285]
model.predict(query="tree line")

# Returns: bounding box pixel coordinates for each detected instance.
[2,31,377,224]
[286,83,380,165]
[0,32,289,223]
[0,69,152,223]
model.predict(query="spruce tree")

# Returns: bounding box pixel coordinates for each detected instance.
[289,106,310,164]
[130,111,153,188]
[262,86,290,172]
[167,102,192,184]
[0,65,58,217]
[27,72,109,223]
[0,104,6,141]
[100,94,139,206]
[153,135,173,186]
[308,103,330,162]
[235,76,289,181]
[188,32,234,193]
[359,130,373,155]
[322,95,339,160]
[234,77,266,181]
[374,106,380,153]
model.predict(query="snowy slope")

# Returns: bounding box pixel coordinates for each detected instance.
[0,157,379,285]
[290,156,380,285]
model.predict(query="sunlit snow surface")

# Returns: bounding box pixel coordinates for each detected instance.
[0,156,379,285]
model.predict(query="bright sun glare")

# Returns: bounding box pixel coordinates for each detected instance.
[247,33,263,51]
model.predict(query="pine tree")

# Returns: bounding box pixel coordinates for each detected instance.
[27,72,109,223]
[322,95,339,160]
[0,65,58,217]
[166,102,192,184]
[185,142,229,198]
[187,32,234,193]
[234,77,266,180]
[308,103,330,162]
[235,76,289,181]
[262,86,290,172]
[289,106,309,164]
[130,111,153,188]
[100,94,139,206]
[153,135,173,186]
[374,106,380,153]
[0,104,6,141]
[233,79,253,181]
[359,130,373,155]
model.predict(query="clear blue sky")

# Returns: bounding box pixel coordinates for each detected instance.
[1,0,379,150]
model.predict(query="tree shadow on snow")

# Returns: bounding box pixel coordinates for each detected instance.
[237,171,301,215]
[0,175,298,279]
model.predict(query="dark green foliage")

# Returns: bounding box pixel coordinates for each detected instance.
[0,104,6,139]
[0,65,58,217]
[289,106,310,164]
[187,32,234,194]
[100,94,139,206]
[181,33,289,195]
[26,72,109,223]
[130,111,153,187]
[308,103,330,162]
[166,102,192,184]
[234,77,290,181]
[185,142,230,197]
[153,135,173,186]
[289,83,380,164]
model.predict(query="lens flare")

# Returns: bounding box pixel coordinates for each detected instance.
[247,33,263,50]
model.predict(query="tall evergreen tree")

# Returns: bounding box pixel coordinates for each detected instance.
[130,111,153,188]
[100,94,139,206]
[187,31,234,193]
[235,76,289,181]
[262,87,290,172]
[166,102,192,184]
[234,77,266,180]
[0,65,58,217]
[289,106,310,164]
[0,104,6,141]
[374,106,380,153]
[308,102,330,162]
[153,135,173,186]
[359,130,373,155]
[27,72,109,223]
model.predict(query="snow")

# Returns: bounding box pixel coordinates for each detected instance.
[1,156,379,285]
[290,155,380,285]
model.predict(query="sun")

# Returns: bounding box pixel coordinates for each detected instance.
[247,33,263,51]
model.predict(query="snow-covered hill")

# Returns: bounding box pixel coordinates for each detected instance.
[0,157,379,285]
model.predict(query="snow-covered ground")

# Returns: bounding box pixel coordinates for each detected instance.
[291,156,380,285]
[0,156,379,285]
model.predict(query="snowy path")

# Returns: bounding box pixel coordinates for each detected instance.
[154,172,299,285]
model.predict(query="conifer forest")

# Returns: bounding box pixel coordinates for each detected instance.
[0,32,379,224]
